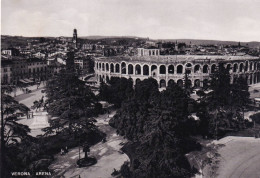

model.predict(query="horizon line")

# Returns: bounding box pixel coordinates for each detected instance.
[1,34,260,43]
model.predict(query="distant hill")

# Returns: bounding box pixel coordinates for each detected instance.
[157,39,260,48]
[1,35,260,48]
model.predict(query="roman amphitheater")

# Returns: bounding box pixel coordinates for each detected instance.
[95,53,260,88]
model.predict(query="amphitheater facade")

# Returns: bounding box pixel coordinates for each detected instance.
[94,55,260,88]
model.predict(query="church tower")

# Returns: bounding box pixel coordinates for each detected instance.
[73,29,77,48]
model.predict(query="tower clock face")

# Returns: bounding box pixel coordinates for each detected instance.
[73,40,76,43]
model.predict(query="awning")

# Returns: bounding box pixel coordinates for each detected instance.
[19,79,29,84]
[24,79,34,83]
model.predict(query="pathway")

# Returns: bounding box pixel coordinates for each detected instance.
[49,111,130,178]
[201,136,260,178]
[15,83,49,137]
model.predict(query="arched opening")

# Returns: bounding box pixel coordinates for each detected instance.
[135,64,141,75]
[250,62,253,71]
[115,64,120,73]
[194,79,200,88]
[168,65,174,74]
[136,78,141,84]
[160,79,166,88]
[121,62,126,74]
[254,74,257,83]
[226,64,231,71]
[233,64,238,73]
[151,65,157,77]
[239,63,244,72]
[186,79,192,89]
[250,74,253,84]
[203,79,209,89]
[177,79,183,88]
[106,63,109,71]
[96,63,98,69]
[128,64,133,74]
[99,63,101,70]
[254,62,257,70]
[102,63,105,71]
[99,75,102,82]
[185,63,192,74]
[211,64,216,73]
[177,65,183,74]
[168,79,175,86]
[106,76,109,82]
[194,65,200,73]
[110,63,114,73]
[203,65,209,73]
[245,61,248,72]
[159,65,166,74]
[143,65,149,75]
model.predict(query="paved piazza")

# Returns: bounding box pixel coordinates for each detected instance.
[95,55,260,88]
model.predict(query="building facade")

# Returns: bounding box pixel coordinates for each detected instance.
[94,55,260,88]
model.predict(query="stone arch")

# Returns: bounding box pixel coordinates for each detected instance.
[121,62,126,74]
[194,65,201,73]
[168,79,175,86]
[211,64,216,73]
[128,64,133,74]
[194,79,200,88]
[135,64,141,75]
[168,65,174,74]
[115,63,120,73]
[143,65,149,75]
[160,79,166,88]
[102,63,105,71]
[177,65,183,74]
[151,65,158,77]
[239,63,244,72]
[110,63,114,73]
[99,63,101,70]
[254,62,257,70]
[106,63,109,71]
[96,63,98,69]
[203,65,209,73]
[233,63,238,73]
[159,65,166,74]
[177,79,183,87]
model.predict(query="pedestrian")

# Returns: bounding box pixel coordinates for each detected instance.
[60,148,64,155]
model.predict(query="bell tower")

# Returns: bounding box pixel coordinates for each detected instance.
[73,29,77,48]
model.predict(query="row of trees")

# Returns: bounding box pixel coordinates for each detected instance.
[99,63,252,177]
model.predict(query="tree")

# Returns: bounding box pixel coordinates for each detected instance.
[98,77,134,108]
[1,86,30,178]
[110,78,200,177]
[44,52,100,136]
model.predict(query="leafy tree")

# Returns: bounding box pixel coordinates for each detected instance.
[1,86,30,177]
[99,77,134,108]
[110,79,200,177]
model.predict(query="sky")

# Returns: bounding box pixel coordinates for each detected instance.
[1,0,260,41]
